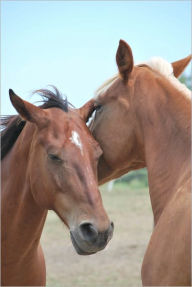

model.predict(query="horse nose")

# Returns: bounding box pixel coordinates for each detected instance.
[71,221,114,255]
[79,222,98,244]
[79,221,114,244]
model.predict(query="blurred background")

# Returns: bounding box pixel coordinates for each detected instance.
[1,1,191,286]
[1,1,191,114]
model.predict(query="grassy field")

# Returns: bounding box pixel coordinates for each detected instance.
[41,183,153,287]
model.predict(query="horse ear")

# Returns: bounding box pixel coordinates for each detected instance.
[116,39,134,83]
[79,99,96,123]
[172,55,191,78]
[9,89,48,128]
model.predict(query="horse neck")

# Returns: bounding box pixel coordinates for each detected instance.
[138,84,191,224]
[2,123,47,261]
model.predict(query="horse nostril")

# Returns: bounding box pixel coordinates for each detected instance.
[79,223,98,243]
[111,221,114,230]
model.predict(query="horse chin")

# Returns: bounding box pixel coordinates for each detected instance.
[70,232,96,256]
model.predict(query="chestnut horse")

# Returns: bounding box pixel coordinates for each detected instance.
[89,40,191,286]
[1,88,113,286]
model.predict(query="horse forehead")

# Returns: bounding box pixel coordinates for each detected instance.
[96,78,125,103]
[47,108,72,130]
[45,108,96,144]
[45,109,89,142]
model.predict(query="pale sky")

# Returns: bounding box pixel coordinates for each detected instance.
[1,1,191,115]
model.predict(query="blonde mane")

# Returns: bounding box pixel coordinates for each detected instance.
[146,57,191,98]
[94,75,119,98]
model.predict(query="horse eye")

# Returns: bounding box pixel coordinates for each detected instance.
[48,153,62,162]
[96,104,102,112]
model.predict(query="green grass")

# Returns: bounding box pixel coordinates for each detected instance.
[41,184,153,287]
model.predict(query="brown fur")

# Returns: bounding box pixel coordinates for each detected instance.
[88,40,191,286]
[1,88,113,286]
[172,55,192,78]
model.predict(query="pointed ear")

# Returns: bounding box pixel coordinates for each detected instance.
[9,89,48,128]
[172,55,191,78]
[116,39,134,83]
[79,99,96,123]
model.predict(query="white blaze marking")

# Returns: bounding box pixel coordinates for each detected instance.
[70,131,83,155]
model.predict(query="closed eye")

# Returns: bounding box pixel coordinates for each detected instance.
[48,153,63,163]
[95,104,102,112]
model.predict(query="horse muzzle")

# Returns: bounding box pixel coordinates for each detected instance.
[70,221,114,255]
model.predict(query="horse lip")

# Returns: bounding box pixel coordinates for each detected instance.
[70,232,96,256]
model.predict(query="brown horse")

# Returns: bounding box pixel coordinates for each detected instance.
[1,88,113,286]
[88,40,191,286]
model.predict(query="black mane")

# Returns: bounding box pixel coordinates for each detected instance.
[1,86,69,160]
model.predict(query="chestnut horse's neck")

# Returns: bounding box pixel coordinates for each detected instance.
[138,79,191,224]
[1,124,47,275]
